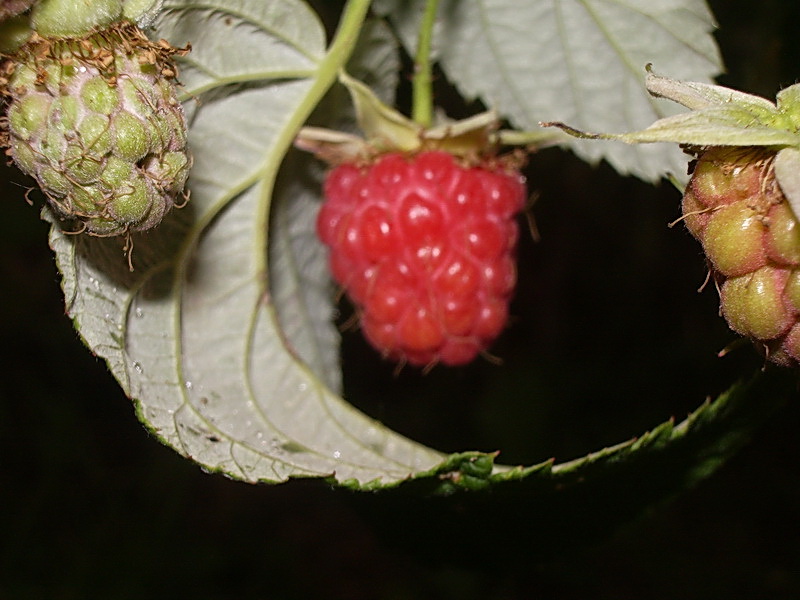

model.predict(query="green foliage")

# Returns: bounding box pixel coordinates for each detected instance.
[374,0,722,181]
[42,0,791,503]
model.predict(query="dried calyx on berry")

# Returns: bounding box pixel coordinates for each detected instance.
[545,68,800,367]
[296,72,529,368]
[0,1,191,237]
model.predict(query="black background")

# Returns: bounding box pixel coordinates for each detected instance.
[2,1,800,598]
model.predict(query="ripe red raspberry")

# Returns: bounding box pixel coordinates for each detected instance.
[317,150,526,367]
[683,147,800,365]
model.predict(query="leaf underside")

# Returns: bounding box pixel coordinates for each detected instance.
[374,0,723,182]
[48,0,786,499]
[53,0,444,487]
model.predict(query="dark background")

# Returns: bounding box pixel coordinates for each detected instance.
[2,1,800,598]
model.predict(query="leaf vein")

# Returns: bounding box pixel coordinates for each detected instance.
[161,3,323,63]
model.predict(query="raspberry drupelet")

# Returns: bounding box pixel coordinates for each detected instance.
[317,150,526,367]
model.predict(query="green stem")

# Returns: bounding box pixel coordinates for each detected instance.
[264,0,372,182]
[269,0,371,170]
[251,0,371,271]
[314,0,372,88]
[411,0,440,128]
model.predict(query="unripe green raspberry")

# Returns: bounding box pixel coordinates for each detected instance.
[765,202,800,265]
[1,21,191,236]
[31,0,123,38]
[721,268,791,340]
[685,147,800,364]
[702,202,767,277]
[0,14,34,53]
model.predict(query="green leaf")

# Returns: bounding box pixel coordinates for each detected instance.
[48,1,787,501]
[546,105,800,147]
[355,372,792,566]
[51,0,445,486]
[375,0,723,181]
[645,70,779,112]
[545,72,800,151]
[383,370,791,497]
[776,84,800,131]
[269,148,343,394]
[611,108,800,146]
[270,16,402,394]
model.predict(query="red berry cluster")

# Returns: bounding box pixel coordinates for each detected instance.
[317,150,526,367]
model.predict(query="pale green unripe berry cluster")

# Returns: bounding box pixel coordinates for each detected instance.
[0,0,164,53]
[30,0,163,37]
[4,25,190,235]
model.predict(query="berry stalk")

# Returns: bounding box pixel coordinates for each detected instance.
[411,0,440,129]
